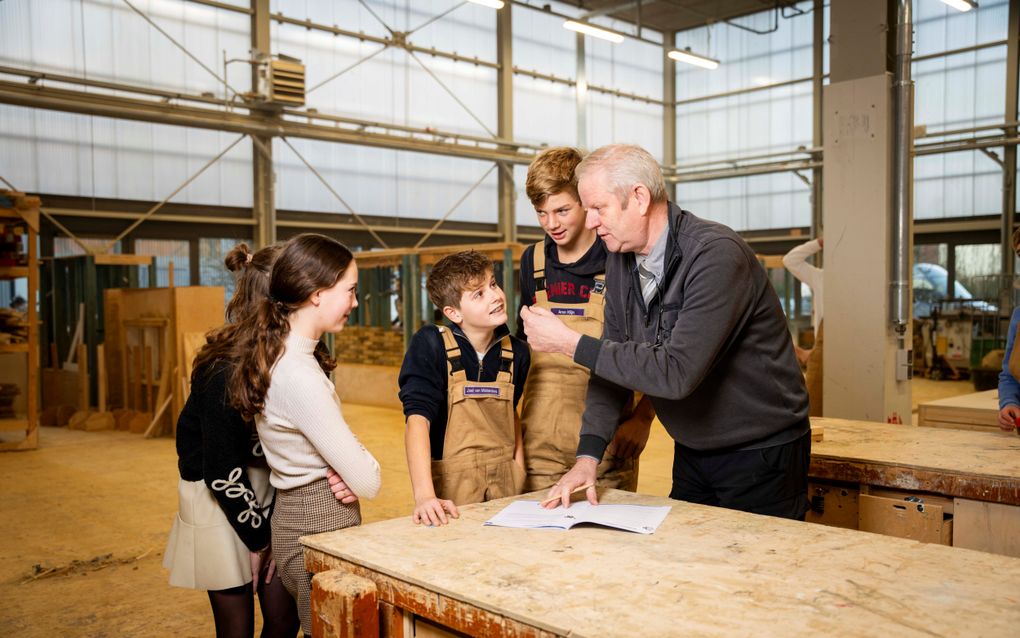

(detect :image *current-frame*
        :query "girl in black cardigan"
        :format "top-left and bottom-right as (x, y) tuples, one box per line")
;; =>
(164, 244), (301, 637)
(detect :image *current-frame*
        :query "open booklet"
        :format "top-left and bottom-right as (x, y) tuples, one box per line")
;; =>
(484, 500), (671, 535)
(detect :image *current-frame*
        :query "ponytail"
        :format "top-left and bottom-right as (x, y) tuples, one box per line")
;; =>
(229, 297), (291, 422)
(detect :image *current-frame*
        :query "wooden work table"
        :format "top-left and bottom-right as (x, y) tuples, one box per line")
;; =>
(810, 417), (1020, 504)
(808, 417), (1020, 557)
(303, 489), (1020, 637)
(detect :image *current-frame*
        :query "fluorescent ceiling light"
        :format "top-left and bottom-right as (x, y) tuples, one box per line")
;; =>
(563, 20), (625, 44)
(939, 0), (977, 10)
(668, 48), (720, 70)
(466, 0), (505, 8)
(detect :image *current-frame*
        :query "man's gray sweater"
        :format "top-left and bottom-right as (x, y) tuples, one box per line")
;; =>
(574, 203), (809, 457)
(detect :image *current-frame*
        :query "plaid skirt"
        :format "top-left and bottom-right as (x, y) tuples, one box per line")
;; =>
(272, 478), (361, 636)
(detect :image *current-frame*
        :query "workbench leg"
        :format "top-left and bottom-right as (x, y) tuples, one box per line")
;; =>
(310, 569), (380, 638)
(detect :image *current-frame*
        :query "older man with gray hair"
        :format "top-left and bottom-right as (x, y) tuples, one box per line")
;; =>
(520, 144), (811, 520)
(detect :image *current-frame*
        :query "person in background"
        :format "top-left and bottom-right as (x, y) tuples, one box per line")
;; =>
(997, 228), (1020, 433)
(783, 237), (824, 416)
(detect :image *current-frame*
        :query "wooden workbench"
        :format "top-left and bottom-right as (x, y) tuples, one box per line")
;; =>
(303, 489), (1020, 638)
(809, 417), (1020, 556)
(917, 389), (999, 431)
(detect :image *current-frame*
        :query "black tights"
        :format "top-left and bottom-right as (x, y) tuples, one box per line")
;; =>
(207, 573), (300, 638)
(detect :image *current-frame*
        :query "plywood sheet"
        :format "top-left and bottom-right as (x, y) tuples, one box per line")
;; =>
(303, 489), (1020, 638)
(953, 498), (1020, 558)
(917, 389), (998, 431)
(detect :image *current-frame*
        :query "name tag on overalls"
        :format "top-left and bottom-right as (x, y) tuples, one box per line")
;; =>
(551, 308), (585, 317)
(464, 386), (501, 397)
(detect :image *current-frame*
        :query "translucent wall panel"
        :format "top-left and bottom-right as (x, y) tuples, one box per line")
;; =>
(53, 238), (122, 257)
(136, 238), (190, 287)
(587, 34), (662, 102)
(275, 138), (497, 224)
(0, 0), (250, 98)
(678, 82), (812, 165)
(676, 2), (814, 101)
(0, 105), (253, 206)
(587, 93), (663, 160)
(514, 163), (540, 231)
(914, 150), (1003, 220)
(513, 5), (576, 147)
(514, 77), (576, 148)
(914, 47), (1006, 130)
(201, 237), (251, 304)
(275, 22), (497, 137)
(914, 0), (1010, 57)
(676, 173), (811, 231)
(513, 6), (576, 80)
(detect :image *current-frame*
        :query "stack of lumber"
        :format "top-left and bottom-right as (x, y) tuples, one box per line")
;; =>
(0, 383), (18, 418)
(0, 308), (27, 344)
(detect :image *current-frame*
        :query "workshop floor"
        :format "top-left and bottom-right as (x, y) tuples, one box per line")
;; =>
(0, 377), (976, 636)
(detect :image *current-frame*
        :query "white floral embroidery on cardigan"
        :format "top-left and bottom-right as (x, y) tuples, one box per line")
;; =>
(211, 467), (263, 528)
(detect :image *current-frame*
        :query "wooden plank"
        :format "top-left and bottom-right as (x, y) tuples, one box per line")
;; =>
(92, 254), (154, 266)
(303, 490), (1020, 638)
(858, 494), (949, 545)
(96, 344), (107, 413)
(0, 418), (28, 432)
(809, 417), (1020, 505)
(917, 389), (998, 431)
(76, 343), (88, 411)
(953, 499), (1020, 558)
(309, 570), (379, 638)
(805, 481), (858, 530)
(103, 289), (123, 409)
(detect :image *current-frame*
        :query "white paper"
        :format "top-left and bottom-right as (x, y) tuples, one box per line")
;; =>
(484, 500), (671, 535)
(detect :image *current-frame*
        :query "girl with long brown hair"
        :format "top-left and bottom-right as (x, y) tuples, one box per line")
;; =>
(229, 233), (381, 637)
(164, 243), (300, 638)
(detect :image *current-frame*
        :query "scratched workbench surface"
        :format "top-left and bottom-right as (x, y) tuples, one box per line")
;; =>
(811, 417), (1020, 502)
(302, 489), (1020, 637)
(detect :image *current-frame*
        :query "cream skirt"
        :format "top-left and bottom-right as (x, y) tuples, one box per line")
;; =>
(163, 466), (273, 591)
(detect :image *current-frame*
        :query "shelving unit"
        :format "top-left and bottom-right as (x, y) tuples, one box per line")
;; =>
(0, 190), (39, 451)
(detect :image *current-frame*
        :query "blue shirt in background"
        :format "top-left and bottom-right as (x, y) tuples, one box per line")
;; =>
(998, 306), (1020, 409)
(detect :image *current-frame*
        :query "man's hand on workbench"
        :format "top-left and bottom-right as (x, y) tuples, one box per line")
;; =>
(543, 457), (598, 510)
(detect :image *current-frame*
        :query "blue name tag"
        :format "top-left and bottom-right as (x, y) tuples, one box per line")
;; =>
(551, 308), (585, 317)
(464, 386), (500, 397)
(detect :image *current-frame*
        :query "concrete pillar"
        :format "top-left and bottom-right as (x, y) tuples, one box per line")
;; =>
(822, 0), (911, 422)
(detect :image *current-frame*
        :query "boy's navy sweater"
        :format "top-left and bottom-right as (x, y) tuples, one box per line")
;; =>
(398, 323), (530, 460)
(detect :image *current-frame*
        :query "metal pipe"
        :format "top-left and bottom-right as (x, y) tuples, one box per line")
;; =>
(890, 0), (913, 336)
(1000, 0), (1019, 280)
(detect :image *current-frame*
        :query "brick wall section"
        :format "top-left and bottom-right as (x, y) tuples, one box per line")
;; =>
(335, 326), (405, 367)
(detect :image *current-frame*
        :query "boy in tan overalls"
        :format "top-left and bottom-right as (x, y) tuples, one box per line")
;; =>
(517, 147), (655, 492)
(399, 251), (531, 526)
